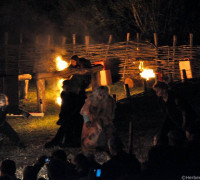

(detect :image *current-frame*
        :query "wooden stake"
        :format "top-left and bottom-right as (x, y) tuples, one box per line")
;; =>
(85, 35), (90, 52)
(124, 84), (130, 98)
(173, 35), (177, 80)
(72, 34), (76, 53)
(36, 79), (46, 112)
(153, 33), (158, 47)
(62, 36), (66, 45)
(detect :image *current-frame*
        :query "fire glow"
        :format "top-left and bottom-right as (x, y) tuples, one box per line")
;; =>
(55, 56), (69, 105)
(140, 69), (155, 80)
(56, 56), (68, 71)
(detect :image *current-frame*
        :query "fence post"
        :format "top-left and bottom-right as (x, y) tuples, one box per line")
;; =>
(72, 34), (76, 54)
(85, 35), (90, 53)
(124, 84), (130, 98)
(62, 36), (66, 45)
(173, 35), (177, 80)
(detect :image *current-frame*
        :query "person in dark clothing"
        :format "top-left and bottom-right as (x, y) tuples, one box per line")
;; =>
(69, 55), (92, 91)
(45, 79), (87, 148)
(101, 135), (141, 180)
(0, 159), (19, 180)
(153, 81), (195, 145)
(0, 94), (31, 148)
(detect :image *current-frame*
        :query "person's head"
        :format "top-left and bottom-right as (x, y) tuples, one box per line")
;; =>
(168, 130), (185, 146)
(70, 55), (79, 67)
(153, 81), (168, 97)
(62, 79), (80, 94)
(52, 149), (67, 163)
(0, 159), (16, 176)
(73, 153), (90, 174)
(46, 159), (67, 180)
(23, 166), (37, 180)
(108, 136), (124, 156)
(93, 86), (109, 101)
(0, 94), (8, 109)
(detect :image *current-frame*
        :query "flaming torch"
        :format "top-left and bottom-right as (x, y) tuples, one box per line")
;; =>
(55, 56), (69, 105)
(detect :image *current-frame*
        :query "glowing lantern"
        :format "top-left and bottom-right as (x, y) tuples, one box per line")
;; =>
(55, 56), (69, 106)
(140, 69), (155, 80)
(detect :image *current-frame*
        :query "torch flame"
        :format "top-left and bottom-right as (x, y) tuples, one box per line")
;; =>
(56, 56), (69, 106)
(140, 69), (155, 80)
(56, 56), (69, 71)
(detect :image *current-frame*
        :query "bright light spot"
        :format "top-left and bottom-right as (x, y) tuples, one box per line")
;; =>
(139, 61), (144, 71)
(56, 78), (64, 106)
(140, 69), (155, 80)
(57, 97), (62, 105)
(56, 56), (68, 71)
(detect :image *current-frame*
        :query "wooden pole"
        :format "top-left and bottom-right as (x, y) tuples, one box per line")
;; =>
(104, 35), (112, 61)
(182, 69), (188, 83)
(85, 35), (90, 53)
(172, 35), (177, 80)
(122, 33), (130, 82)
(124, 84), (130, 98)
(36, 79), (46, 112)
(189, 33), (193, 78)
(62, 36), (66, 45)
(153, 33), (158, 47)
(72, 34), (76, 54)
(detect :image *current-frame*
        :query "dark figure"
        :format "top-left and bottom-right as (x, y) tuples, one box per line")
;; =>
(0, 159), (19, 180)
(46, 159), (67, 180)
(69, 55), (92, 91)
(144, 130), (186, 180)
(153, 81), (195, 145)
(101, 136), (141, 180)
(0, 94), (31, 148)
(23, 155), (47, 180)
(45, 79), (86, 148)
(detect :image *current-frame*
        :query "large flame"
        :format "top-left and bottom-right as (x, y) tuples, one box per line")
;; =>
(140, 69), (155, 80)
(56, 56), (69, 106)
(56, 56), (69, 71)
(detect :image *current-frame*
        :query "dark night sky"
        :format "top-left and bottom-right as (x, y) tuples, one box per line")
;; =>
(1, 0), (200, 44)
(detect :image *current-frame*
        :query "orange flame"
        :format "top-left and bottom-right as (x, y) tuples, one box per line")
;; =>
(56, 56), (69, 71)
(56, 56), (68, 105)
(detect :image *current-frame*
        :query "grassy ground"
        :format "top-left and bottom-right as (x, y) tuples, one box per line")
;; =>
(0, 80), (161, 179)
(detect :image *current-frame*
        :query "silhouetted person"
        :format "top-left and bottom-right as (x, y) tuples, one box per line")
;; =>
(45, 79), (86, 148)
(0, 94), (31, 148)
(153, 81), (195, 145)
(0, 160), (19, 180)
(101, 135), (141, 180)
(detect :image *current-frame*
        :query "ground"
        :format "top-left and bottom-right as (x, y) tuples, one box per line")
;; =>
(3, 79), (195, 179)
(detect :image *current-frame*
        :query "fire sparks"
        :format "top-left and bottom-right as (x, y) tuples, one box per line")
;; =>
(56, 56), (69, 71)
(55, 56), (69, 105)
(140, 69), (155, 80)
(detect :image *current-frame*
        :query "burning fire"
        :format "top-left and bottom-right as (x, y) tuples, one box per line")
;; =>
(140, 69), (155, 80)
(55, 56), (69, 105)
(56, 56), (68, 71)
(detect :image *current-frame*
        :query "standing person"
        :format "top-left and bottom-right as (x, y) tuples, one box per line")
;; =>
(0, 94), (31, 148)
(45, 79), (86, 148)
(69, 55), (92, 92)
(80, 86), (116, 155)
(153, 81), (195, 145)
